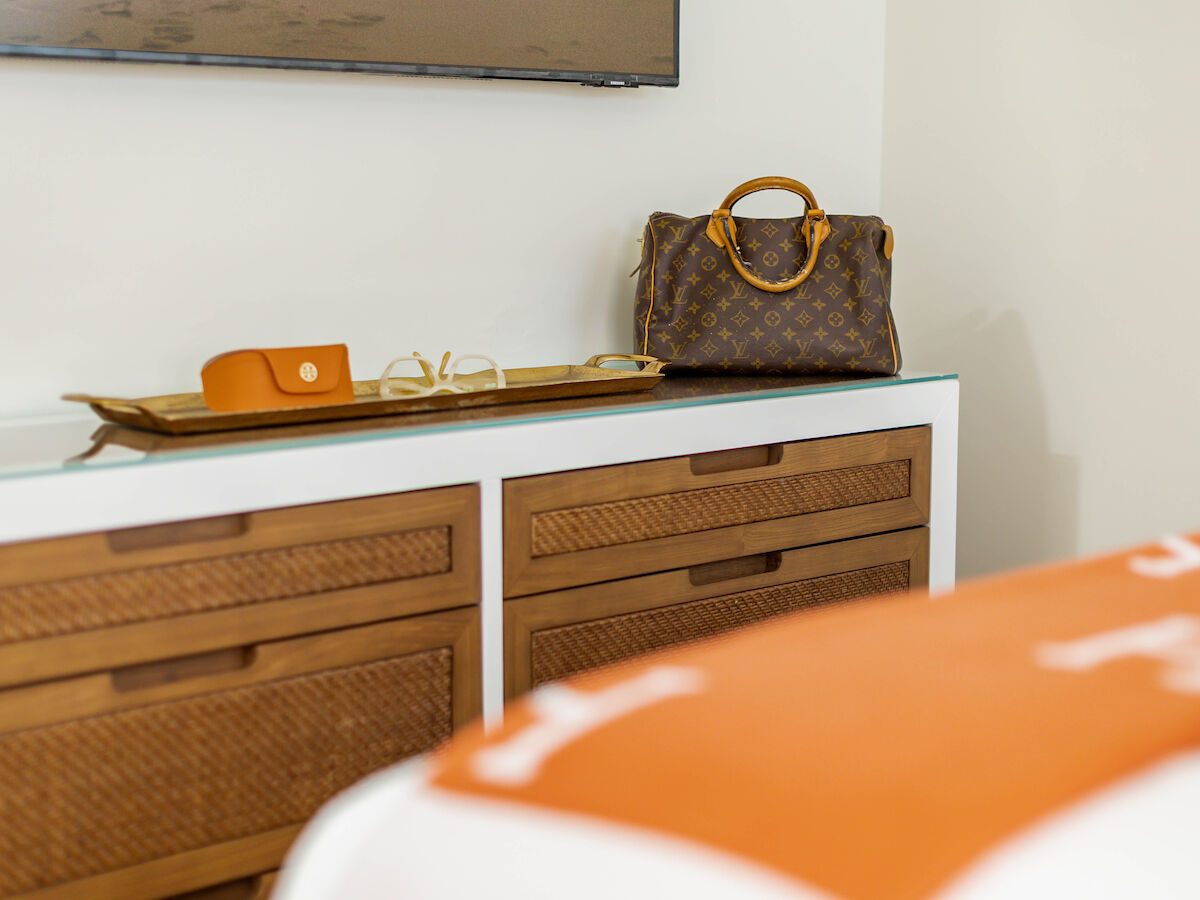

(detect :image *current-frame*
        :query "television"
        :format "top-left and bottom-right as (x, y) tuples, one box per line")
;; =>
(0, 0), (679, 88)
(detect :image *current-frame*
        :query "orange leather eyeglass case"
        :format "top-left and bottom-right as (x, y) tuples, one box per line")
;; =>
(201, 345), (355, 412)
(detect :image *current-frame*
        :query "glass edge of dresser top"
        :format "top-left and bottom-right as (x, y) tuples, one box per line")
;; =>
(0, 371), (959, 482)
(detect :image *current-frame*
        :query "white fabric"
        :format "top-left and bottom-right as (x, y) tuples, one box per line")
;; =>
(274, 750), (1200, 900)
(273, 759), (833, 900)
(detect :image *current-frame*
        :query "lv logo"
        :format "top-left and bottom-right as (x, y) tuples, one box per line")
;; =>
(667, 224), (689, 246)
(670, 341), (689, 357)
(795, 340), (814, 358)
(858, 338), (877, 355)
(730, 283), (750, 301)
(732, 340), (750, 358)
(849, 221), (869, 239)
(852, 278), (872, 299)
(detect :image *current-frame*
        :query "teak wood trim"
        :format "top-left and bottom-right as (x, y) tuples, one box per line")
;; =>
(450, 605), (484, 728)
(10, 826), (299, 900)
(504, 527), (929, 699)
(503, 427), (931, 596)
(0, 483), (478, 587)
(0, 606), (482, 734)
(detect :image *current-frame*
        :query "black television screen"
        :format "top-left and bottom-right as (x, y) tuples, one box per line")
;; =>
(0, 0), (678, 87)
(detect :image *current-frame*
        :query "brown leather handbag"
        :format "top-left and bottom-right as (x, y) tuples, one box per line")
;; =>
(634, 177), (900, 375)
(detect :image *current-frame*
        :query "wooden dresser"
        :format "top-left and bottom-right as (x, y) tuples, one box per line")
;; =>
(502, 426), (931, 697)
(0, 372), (958, 899)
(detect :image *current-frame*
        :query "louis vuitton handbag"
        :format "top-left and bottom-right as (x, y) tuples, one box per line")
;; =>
(634, 177), (900, 375)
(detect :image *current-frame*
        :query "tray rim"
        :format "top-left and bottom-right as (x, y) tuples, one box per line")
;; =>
(63, 356), (666, 436)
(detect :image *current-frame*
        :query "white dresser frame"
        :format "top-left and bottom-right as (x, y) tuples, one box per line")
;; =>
(0, 377), (959, 723)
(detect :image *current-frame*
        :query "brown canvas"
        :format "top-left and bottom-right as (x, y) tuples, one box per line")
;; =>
(635, 178), (901, 375)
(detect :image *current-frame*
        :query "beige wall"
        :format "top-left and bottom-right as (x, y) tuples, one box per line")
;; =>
(883, 1), (1200, 576)
(0, 1), (886, 419)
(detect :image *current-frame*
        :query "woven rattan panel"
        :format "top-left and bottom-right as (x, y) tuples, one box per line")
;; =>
(530, 562), (909, 686)
(0, 648), (452, 896)
(0, 527), (450, 645)
(530, 461), (911, 557)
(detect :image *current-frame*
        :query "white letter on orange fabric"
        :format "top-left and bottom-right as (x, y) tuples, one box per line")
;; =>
(1037, 615), (1200, 694)
(1129, 535), (1200, 579)
(470, 666), (705, 787)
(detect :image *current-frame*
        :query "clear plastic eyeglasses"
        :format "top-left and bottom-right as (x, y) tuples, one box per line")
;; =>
(378, 351), (506, 399)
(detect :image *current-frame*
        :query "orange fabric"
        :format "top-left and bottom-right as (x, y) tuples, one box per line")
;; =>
(201, 345), (353, 411)
(433, 535), (1200, 900)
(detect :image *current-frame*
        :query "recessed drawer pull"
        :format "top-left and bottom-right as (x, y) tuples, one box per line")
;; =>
(689, 444), (783, 476)
(105, 513), (250, 553)
(689, 551), (782, 586)
(163, 871), (274, 900)
(111, 645), (256, 692)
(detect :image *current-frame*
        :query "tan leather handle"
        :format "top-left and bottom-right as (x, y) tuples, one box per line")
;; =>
(705, 178), (831, 294)
(718, 176), (819, 212)
(710, 212), (831, 293)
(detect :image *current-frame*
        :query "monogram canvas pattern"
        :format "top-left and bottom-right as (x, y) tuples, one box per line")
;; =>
(636, 212), (900, 375)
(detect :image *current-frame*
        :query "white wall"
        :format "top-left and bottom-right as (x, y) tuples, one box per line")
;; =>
(882, 1), (1200, 576)
(0, 1), (886, 419)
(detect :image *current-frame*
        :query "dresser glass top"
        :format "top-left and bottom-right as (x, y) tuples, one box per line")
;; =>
(0, 372), (957, 482)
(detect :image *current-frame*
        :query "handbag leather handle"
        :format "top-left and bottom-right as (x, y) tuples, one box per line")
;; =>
(705, 177), (831, 294)
(718, 176), (819, 211)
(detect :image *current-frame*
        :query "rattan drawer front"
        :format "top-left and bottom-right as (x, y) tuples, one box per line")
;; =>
(0, 485), (478, 688)
(0, 608), (479, 900)
(1, 527), (450, 645)
(505, 528), (927, 697)
(530, 563), (910, 686)
(503, 427), (930, 596)
(531, 460), (911, 556)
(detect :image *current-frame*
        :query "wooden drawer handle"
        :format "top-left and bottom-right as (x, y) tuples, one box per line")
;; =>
(689, 444), (783, 476)
(689, 551), (782, 586)
(106, 513), (249, 553)
(162, 871), (275, 900)
(111, 645), (256, 692)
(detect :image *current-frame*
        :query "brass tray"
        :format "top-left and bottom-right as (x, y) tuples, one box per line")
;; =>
(64, 354), (666, 435)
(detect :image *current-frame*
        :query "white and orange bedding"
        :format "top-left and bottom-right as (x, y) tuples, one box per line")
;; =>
(275, 534), (1200, 900)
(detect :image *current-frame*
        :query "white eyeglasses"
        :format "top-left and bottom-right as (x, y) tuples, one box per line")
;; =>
(378, 351), (506, 399)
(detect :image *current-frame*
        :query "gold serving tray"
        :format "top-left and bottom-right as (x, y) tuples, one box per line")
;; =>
(65, 355), (666, 435)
